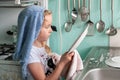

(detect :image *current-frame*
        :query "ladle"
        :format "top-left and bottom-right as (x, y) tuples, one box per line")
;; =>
(65, 0), (72, 32)
(86, 0), (94, 35)
(105, 0), (117, 36)
(96, 0), (105, 32)
(80, 0), (89, 22)
(71, 0), (78, 24)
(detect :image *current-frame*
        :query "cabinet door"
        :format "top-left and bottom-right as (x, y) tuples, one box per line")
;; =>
(0, 60), (22, 80)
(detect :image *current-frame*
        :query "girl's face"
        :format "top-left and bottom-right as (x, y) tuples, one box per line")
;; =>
(37, 14), (53, 42)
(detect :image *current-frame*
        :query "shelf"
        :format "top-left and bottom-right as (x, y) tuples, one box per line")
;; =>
(0, 1), (39, 8)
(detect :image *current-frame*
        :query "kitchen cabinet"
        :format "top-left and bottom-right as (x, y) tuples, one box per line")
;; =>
(0, 60), (21, 80)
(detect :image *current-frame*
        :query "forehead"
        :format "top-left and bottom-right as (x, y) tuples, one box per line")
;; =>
(44, 14), (52, 24)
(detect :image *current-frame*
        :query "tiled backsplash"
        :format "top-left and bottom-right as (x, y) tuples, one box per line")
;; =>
(49, 0), (120, 59)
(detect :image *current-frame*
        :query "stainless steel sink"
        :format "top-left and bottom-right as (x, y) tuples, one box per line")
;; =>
(82, 68), (120, 80)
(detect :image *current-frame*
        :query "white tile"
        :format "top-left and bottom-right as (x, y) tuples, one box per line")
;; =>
(110, 29), (120, 47)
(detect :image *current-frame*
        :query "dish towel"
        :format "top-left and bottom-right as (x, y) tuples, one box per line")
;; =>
(51, 50), (83, 80)
(66, 49), (84, 80)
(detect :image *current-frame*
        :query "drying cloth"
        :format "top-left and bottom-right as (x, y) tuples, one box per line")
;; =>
(51, 50), (83, 80)
(66, 50), (83, 80)
(13, 5), (45, 80)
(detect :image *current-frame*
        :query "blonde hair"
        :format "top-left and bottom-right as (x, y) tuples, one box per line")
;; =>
(44, 10), (52, 16)
(43, 10), (52, 54)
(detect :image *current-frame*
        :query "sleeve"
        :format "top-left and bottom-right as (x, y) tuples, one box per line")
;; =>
(27, 49), (41, 64)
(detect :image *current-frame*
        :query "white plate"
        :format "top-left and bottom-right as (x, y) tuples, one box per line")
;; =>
(105, 57), (120, 68)
(111, 56), (120, 63)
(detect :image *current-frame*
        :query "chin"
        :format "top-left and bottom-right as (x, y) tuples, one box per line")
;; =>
(44, 39), (48, 41)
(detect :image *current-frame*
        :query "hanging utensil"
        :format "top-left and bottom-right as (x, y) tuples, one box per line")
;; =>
(78, 0), (81, 16)
(71, 0), (78, 24)
(86, 0), (94, 35)
(105, 0), (117, 36)
(65, 0), (73, 32)
(80, 0), (89, 22)
(96, 0), (105, 32)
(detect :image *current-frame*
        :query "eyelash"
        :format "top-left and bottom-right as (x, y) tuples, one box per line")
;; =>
(45, 25), (51, 29)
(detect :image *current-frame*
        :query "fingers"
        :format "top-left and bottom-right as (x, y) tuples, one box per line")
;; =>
(60, 51), (75, 65)
(67, 51), (75, 56)
(68, 52), (74, 57)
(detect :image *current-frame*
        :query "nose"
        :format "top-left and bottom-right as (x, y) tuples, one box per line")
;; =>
(49, 26), (53, 33)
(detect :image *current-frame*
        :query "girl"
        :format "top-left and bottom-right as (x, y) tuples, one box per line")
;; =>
(13, 5), (74, 80)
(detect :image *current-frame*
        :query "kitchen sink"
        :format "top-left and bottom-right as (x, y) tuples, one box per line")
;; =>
(75, 47), (120, 80)
(82, 68), (120, 80)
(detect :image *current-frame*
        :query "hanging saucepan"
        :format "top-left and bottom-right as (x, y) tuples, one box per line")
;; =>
(105, 0), (117, 36)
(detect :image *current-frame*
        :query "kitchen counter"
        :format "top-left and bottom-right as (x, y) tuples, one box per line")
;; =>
(75, 46), (120, 80)
(0, 46), (120, 80)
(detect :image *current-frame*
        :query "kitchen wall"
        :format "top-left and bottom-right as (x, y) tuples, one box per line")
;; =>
(0, 0), (120, 60)
(0, 8), (23, 44)
(48, 0), (120, 59)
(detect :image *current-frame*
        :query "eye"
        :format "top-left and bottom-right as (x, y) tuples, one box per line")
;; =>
(45, 25), (51, 29)
(44, 26), (49, 29)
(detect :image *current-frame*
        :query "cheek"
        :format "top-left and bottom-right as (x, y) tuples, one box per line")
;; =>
(39, 31), (49, 41)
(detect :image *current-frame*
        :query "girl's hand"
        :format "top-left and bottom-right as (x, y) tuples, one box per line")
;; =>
(59, 51), (75, 65)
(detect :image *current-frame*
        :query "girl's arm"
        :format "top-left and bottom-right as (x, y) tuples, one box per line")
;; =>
(28, 61), (66, 80)
(28, 52), (74, 80)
